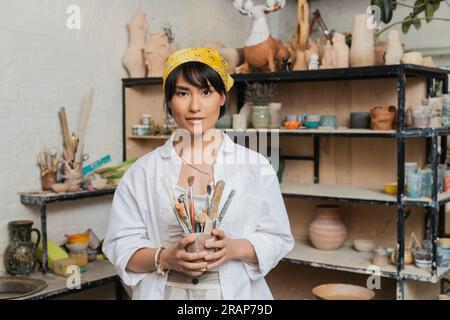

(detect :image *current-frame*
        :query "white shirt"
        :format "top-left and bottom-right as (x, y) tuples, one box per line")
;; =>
(102, 131), (294, 300)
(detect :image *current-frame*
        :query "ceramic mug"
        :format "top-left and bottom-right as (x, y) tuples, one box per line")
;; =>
(320, 115), (338, 128)
(406, 172), (422, 198)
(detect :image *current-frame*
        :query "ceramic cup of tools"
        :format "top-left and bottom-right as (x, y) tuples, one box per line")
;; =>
(183, 232), (217, 255)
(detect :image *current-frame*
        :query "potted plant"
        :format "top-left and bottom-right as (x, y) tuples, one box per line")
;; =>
(245, 82), (277, 129)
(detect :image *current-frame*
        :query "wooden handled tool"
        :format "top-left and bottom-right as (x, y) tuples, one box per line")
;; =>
(209, 180), (225, 221)
(58, 107), (73, 163)
(75, 88), (95, 167)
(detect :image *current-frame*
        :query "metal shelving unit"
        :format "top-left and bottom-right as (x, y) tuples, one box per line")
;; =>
(20, 188), (116, 274)
(122, 64), (450, 300)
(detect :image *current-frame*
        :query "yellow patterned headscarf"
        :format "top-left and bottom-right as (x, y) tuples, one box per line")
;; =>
(163, 47), (234, 92)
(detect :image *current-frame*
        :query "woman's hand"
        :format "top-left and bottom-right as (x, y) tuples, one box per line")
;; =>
(159, 235), (208, 277)
(204, 229), (241, 270)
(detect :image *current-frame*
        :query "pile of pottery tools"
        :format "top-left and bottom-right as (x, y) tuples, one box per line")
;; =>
(161, 176), (235, 234)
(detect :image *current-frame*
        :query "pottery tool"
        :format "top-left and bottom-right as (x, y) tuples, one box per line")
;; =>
(58, 107), (74, 164)
(209, 180), (225, 222)
(187, 176), (195, 230)
(74, 88), (95, 168)
(216, 189), (235, 228)
(203, 215), (215, 234)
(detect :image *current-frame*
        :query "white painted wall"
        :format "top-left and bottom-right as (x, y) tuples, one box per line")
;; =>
(0, 0), (295, 274)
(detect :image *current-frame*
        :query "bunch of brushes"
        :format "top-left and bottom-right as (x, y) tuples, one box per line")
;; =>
(37, 150), (60, 177)
(161, 176), (235, 234)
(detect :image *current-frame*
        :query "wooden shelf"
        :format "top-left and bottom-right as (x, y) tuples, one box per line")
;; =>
(284, 240), (450, 283)
(122, 64), (449, 88)
(280, 182), (450, 207)
(20, 188), (116, 206)
(12, 260), (120, 300)
(225, 128), (397, 137)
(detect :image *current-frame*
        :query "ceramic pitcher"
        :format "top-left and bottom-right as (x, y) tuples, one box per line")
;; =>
(4, 221), (41, 276)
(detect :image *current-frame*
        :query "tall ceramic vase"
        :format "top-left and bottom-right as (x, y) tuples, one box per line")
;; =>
(309, 205), (347, 250)
(350, 14), (375, 67)
(385, 30), (403, 65)
(269, 102), (282, 128)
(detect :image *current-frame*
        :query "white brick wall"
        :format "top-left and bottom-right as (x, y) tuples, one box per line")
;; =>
(0, 0), (296, 273)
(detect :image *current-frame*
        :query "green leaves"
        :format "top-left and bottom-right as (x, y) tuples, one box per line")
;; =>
(390, 0), (446, 33)
(371, 0), (394, 23)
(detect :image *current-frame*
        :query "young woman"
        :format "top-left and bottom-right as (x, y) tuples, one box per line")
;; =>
(103, 48), (294, 300)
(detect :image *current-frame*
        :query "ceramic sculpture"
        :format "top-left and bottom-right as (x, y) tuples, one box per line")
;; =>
(320, 40), (336, 69)
(332, 32), (349, 68)
(122, 12), (149, 78)
(143, 32), (171, 77)
(233, 0), (290, 73)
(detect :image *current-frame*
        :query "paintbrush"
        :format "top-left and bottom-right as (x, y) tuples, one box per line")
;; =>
(178, 194), (193, 233)
(187, 176), (195, 232)
(161, 177), (189, 233)
(204, 184), (212, 217)
(216, 189), (235, 228)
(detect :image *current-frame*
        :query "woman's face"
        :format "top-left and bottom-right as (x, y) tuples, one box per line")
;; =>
(169, 74), (226, 135)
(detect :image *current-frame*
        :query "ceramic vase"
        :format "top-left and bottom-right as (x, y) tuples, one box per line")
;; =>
(4, 221), (41, 276)
(350, 14), (375, 67)
(309, 205), (347, 250)
(333, 33), (349, 68)
(320, 40), (336, 69)
(269, 102), (282, 128)
(251, 106), (271, 129)
(385, 30), (403, 65)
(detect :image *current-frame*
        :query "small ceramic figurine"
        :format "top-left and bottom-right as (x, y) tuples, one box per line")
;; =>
(385, 30), (403, 65)
(122, 12), (149, 78)
(308, 53), (319, 70)
(61, 161), (83, 192)
(143, 32), (171, 77)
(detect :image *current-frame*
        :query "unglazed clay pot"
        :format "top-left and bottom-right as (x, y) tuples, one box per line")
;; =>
(385, 30), (403, 65)
(309, 205), (347, 250)
(332, 33), (349, 68)
(370, 106), (396, 130)
(350, 14), (375, 67)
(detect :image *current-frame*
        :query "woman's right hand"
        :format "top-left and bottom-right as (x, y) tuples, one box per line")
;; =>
(159, 235), (208, 277)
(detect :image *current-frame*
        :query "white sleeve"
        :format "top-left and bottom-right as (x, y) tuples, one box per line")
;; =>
(102, 177), (155, 287)
(242, 163), (295, 281)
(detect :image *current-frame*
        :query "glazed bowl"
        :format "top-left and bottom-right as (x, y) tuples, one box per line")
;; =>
(384, 182), (398, 195)
(353, 240), (376, 252)
(65, 241), (89, 251)
(284, 121), (301, 130)
(304, 121), (321, 129)
(312, 283), (375, 300)
(320, 115), (338, 129)
(415, 258), (432, 269)
(304, 114), (321, 122)
(65, 231), (90, 244)
(51, 183), (70, 194)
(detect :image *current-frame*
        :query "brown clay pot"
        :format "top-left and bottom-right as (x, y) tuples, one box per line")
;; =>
(309, 205), (347, 250)
(370, 106), (396, 130)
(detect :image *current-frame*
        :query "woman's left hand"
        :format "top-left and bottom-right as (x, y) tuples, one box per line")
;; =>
(204, 229), (239, 270)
